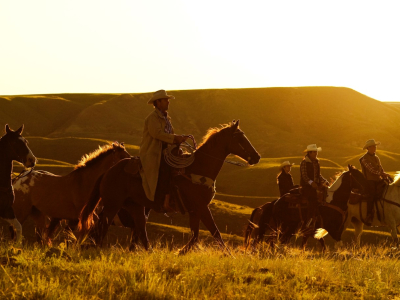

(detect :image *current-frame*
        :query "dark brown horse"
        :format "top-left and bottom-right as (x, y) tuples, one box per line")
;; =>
(0, 124), (36, 244)
(13, 142), (130, 243)
(78, 120), (261, 253)
(244, 166), (363, 250)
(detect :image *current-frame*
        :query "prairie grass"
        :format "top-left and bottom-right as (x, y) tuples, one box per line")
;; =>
(1, 240), (400, 300)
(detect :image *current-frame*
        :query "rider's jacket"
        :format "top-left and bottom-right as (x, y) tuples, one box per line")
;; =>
(359, 152), (383, 181)
(139, 108), (175, 201)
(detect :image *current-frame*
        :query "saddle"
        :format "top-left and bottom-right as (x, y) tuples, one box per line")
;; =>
(123, 156), (141, 176)
(349, 182), (387, 205)
(283, 194), (308, 206)
(282, 186), (327, 208)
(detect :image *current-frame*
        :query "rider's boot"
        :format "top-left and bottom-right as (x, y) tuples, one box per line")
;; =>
(306, 204), (316, 228)
(163, 194), (176, 213)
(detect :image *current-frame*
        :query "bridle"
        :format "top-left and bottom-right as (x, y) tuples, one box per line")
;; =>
(183, 130), (251, 167)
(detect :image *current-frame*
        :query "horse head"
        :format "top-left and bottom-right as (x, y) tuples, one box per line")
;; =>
(112, 142), (131, 161)
(3, 124), (36, 168)
(318, 169), (354, 241)
(227, 120), (261, 165)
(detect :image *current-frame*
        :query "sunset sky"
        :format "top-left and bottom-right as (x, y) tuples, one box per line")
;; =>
(1, 0), (399, 102)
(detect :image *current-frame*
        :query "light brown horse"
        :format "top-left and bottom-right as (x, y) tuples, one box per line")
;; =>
(78, 120), (261, 253)
(13, 142), (130, 243)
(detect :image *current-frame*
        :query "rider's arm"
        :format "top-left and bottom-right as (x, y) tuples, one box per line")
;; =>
(319, 174), (329, 185)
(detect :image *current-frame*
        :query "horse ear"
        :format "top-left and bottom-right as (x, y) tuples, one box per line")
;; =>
(236, 119), (240, 126)
(15, 125), (24, 135)
(5, 124), (10, 134)
(231, 120), (236, 126)
(348, 164), (351, 170)
(120, 142), (125, 147)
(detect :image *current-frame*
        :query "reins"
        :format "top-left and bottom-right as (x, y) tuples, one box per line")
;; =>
(181, 136), (249, 167)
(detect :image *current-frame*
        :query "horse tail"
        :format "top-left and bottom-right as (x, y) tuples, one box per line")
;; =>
(78, 173), (104, 234)
(314, 228), (328, 239)
(244, 207), (262, 249)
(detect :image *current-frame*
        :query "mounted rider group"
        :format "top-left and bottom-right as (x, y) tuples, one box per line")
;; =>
(0, 89), (392, 248)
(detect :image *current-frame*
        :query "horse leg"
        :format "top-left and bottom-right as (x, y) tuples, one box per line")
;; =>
(318, 238), (326, 252)
(4, 218), (23, 246)
(46, 218), (61, 244)
(129, 229), (140, 251)
(178, 212), (200, 255)
(198, 206), (231, 254)
(301, 235), (309, 250)
(96, 204), (120, 247)
(123, 203), (149, 251)
(387, 219), (399, 246)
(351, 218), (364, 247)
(31, 208), (49, 245)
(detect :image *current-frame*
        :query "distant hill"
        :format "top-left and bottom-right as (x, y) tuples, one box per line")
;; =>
(2, 87), (400, 157)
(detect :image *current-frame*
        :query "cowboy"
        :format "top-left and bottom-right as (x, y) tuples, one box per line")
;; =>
(139, 90), (189, 213)
(277, 161), (298, 197)
(359, 139), (390, 225)
(300, 144), (329, 227)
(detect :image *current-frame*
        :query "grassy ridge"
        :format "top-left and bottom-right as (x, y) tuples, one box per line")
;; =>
(1, 243), (400, 299)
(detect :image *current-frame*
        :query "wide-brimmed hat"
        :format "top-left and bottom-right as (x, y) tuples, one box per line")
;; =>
(279, 161), (294, 169)
(303, 144), (322, 153)
(363, 139), (381, 150)
(147, 89), (175, 105)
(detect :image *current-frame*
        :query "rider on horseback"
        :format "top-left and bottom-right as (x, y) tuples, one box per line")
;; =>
(359, 139), (390, 225)
(300, 144), (329, 227)
(139, 90), (189, 213)
(277, 161), (298, 197)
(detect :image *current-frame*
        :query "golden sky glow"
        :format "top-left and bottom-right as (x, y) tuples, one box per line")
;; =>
(1, 0), (399, 101)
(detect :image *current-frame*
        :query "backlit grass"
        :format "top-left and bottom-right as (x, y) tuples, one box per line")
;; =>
(1, 240), (400, 299)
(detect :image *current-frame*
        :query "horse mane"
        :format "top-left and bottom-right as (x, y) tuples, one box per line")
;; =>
(392, 172), (400, 186)
(199, 123), (236, 147)
(328, 170), (347, 191)
(74, 143), (124, 170)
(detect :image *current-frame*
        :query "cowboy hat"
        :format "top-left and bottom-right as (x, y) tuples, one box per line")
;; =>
(303, 144), (322, 153)
(363, 139), (381, 150)
(279, 161), (294, 169)
(147, 90), (175, 105)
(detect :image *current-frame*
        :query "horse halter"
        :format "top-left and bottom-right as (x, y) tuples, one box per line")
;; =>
(182, 131), (249, 167)
(227, 130), (254, 165)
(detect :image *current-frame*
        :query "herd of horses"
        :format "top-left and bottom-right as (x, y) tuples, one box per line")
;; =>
(2, 122), (400, 253)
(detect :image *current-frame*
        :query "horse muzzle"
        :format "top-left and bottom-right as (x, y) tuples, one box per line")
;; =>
(247, 153), (261, 165)
(23, 154), (37, 168)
